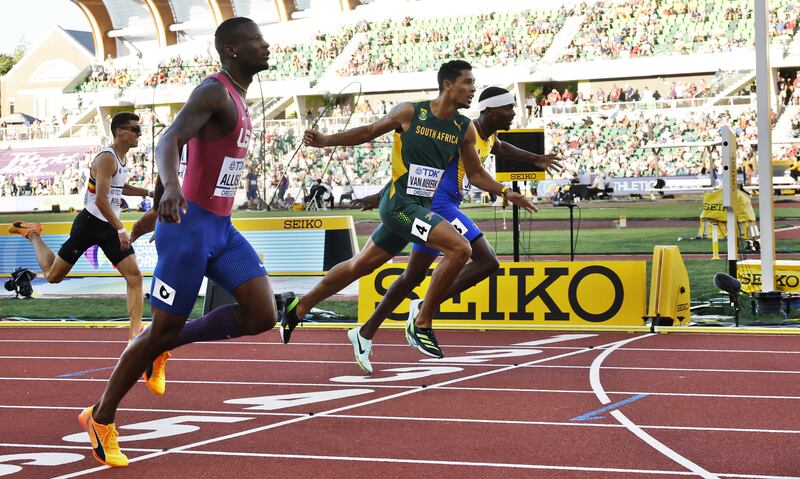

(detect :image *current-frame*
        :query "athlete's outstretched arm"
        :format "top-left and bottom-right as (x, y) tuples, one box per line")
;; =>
(155, 79), (228, 223)
(461, 123), (538, 213)
(121, 183), (152, 197)
(492, 140), (562, 173)
(303, 103), (413, 147)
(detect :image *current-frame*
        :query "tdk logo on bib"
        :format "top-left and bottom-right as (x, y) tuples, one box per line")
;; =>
(407, 164), (444, 198)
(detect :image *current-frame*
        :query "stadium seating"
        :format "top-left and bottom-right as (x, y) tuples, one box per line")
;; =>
(339, 8), (569, 76)
(546, 107), (762, 178)
(560, 0), (799, 62)
(7, 1), (800, 199)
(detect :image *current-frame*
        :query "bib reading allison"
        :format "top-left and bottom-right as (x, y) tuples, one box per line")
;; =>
(214, 156), (246, 198)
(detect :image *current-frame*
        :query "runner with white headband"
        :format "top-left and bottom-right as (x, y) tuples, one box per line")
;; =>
(346, 86), (562, 373)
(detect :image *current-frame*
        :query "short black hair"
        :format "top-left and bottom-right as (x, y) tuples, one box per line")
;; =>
(479, 86), (510, 103)
(437, 60), (472, 92)
(110, 112), (139, 138)
(214, 17), (256, 57)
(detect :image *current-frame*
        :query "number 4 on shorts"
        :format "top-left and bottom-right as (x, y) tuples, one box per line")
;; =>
(412, 217), (431, 242)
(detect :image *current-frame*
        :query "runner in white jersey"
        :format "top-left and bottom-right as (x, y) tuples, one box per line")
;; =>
(7, 112), (153, 340)
(84, 145), (130, 221)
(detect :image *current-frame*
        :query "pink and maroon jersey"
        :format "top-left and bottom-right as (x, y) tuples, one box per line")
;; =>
(181, 72), (252, 216)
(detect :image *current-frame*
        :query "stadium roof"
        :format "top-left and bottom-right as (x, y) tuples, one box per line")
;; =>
(70, 0), (366, 59)
(64, 29), (95, 55)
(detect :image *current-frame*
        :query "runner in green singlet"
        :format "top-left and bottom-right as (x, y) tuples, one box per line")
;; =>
(280, 60), (536, 358)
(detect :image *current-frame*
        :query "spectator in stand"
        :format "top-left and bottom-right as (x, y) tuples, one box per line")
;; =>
(609, 84), (621, 102)
(588, 170), (609, 200)
(304, 178), (327, 208)
(547, 88), (561, 107)
(526, 95), (535, 116)
(244, 166), (260, 210)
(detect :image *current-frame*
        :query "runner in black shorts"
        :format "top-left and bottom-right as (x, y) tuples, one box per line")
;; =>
(281, 60), (537, 358)
(8, 112), (152, 340)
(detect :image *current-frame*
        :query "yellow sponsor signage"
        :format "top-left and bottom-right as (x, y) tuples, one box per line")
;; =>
(495, 171), (547, 182)
(233, 216), (352, 231)
(358, 261), (647, 327)
(738, 260), (800, 293)
(0, 216), (354, 236)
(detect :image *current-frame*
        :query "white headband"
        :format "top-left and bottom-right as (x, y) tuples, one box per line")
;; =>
(478, 92), (515, 110)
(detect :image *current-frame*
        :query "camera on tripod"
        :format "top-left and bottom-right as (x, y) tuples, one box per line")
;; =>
(4, 267), (36, 298)
(552, 186), (576, 207)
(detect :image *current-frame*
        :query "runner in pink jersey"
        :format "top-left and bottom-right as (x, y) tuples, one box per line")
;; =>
(79, 18), (281, 468)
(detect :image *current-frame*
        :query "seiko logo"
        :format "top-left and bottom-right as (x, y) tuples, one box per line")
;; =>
(739, 272), (800, 288)
(283, 219), (324, 229)
(373, 265), (625, 323)
(510, 173), (538, 180)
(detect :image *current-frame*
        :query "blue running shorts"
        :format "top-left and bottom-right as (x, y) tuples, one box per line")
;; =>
(150, 201), (267, 316)
(411, 202), (482, 255)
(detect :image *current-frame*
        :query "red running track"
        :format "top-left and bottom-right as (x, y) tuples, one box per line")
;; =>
(1, 327), (800, 478)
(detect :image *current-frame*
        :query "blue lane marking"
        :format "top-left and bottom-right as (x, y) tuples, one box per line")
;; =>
(58, 366), (116, 378)
(571, 393), (649, 421)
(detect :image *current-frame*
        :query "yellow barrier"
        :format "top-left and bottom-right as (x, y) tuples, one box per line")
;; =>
(358, 261), (647, 330)
(646, 245), (691, 326)
(737, 260), (800, 293)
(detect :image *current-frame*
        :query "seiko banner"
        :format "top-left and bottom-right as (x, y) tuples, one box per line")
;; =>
(358, 261), (647, 328)
(0, 216), (358, 277)
(737, 260), (800, 294)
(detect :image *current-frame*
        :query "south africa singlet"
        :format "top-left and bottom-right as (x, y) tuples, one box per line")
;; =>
(371, 101), (470, 255)
(385, 101), (470, 204)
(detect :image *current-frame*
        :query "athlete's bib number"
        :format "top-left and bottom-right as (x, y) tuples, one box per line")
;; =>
(406, 163), (444, 198)
(108, 186), (123, 210)
(451, 218), (467, 236)
(461, 176), (472, 197)
(412, 217), (431, 242)
(214, 156), (245, 197)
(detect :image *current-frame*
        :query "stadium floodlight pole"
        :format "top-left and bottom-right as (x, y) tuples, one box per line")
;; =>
(754, 0), (776, 292)
(256, 72), (267, 210)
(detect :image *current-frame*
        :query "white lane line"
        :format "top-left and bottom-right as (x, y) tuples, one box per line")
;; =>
(49, 335), (658, 479)
(6, 356), (800, 375)
(0, 339), (600, 350)
(3, 378), (800, 401)
(5, 444), (799, 479)
(528, 364), (800, 375)
(589, 334), (718, 479)
(0, 443), (160, 453)
(6, 338), (800, 356)
(156, 449), (701, 476)
(3, 404), (800, 436)
(0, 377), (414, 389)
(168, 450), (800, 479)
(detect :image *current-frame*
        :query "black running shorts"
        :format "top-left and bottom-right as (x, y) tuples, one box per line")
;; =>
(58, 209), (135, 266)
